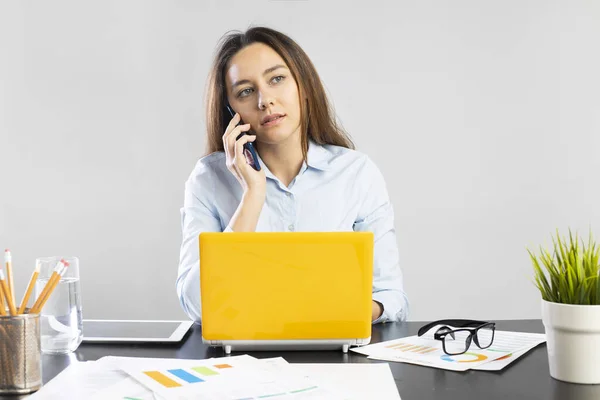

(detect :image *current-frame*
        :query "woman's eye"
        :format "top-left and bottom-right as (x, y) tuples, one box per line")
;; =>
(238, 88), (252, 98)
(237, 76), (284, 98)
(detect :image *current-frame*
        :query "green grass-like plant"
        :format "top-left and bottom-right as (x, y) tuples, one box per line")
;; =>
(529, 229), (600, 305)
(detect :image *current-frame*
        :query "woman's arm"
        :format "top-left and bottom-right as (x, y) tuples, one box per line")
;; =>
(354, 156), (409, 324)
(177, 175), (222, 323)
(223, 113), (267, 232)
(227, 190), (265, 232)
(177, 178), (266, 324)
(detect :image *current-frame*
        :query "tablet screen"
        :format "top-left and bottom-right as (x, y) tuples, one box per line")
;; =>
(83, 320), (185, 339)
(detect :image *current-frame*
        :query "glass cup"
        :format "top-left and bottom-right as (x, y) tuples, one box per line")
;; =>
(34, 256), (83, 354)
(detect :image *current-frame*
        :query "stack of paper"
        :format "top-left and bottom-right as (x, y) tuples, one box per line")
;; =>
(351, 330), (546, 371)
(29, 355), (401, 400)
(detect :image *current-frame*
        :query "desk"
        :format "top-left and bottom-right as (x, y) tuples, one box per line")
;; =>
(4, 319), (600, 399)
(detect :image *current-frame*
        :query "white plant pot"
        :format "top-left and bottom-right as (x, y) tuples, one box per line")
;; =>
(541, 299), (600, 384)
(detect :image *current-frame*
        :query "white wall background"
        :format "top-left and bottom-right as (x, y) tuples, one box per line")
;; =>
(1, 1), (599, 322)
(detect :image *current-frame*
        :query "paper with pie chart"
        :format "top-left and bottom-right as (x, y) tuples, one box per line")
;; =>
(351, 330), (545, 371)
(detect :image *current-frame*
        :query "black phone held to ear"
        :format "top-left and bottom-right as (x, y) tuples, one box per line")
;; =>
(226, 105), (261, 171)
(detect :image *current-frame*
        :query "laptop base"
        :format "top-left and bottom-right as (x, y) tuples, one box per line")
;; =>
(203, 338), (371, 354)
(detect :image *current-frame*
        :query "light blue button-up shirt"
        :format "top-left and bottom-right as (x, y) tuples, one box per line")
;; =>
(177, 139), (409, 324)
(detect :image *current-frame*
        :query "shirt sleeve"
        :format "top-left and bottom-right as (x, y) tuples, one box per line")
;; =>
(177, 168), (225, 324)
(353, 156), (409, 324)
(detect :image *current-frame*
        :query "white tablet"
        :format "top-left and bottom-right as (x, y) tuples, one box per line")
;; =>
(82, 319), (194, 343)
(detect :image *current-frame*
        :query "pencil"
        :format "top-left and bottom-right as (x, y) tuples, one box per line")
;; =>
(17, 261), (41, 315)
(0, 265), (4, 313)
(0, 283), (6, 316)
(29, 259), (66, 314)
(30, 262), (68, 314)
(4, 250), (15, 308)
(0, 270), (17, 316)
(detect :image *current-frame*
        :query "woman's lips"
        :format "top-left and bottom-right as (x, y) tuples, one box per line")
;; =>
(262, 115), (285, 127)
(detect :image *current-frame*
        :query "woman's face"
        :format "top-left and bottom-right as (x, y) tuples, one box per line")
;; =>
(225, 43), (302, 146)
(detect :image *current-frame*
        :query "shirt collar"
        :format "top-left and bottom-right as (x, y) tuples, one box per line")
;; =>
(255, 138), (332, 182)
(305, 139), (331, 171)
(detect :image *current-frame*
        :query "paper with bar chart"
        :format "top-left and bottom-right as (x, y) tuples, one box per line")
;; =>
(350, 330), (545, 371)
(28, 355), (400, 399)
(122, 354), (346, 399)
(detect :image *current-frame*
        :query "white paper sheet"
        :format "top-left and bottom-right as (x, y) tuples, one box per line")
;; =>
(285, 363), (400, 399)
(26, 356), (232, 400)
(27, 355), (401, 399)
(232, 357), (400, 399)
(352, 330), (545, 371)
(121, 355), (346, 400)
(27, 361), (128, 400)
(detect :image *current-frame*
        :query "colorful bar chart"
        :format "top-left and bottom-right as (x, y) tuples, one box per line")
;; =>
(141, 363), (233, 388)
(122, 355), (334, 399)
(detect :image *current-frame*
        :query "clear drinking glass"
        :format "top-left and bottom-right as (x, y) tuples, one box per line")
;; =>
(34, 256), (83, 354)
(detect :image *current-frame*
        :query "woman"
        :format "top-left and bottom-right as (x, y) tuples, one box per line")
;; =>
(177, 26), (409, 324)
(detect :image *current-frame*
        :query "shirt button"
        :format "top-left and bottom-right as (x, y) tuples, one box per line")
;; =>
(286, 192), (292, 197)
(288, 224), (295, 231)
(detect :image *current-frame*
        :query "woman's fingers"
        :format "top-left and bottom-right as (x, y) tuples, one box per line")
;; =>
(222, 112), (241, 158)
(222, 112), (252, 179)
(223, 112), (240, 138)
(233, 134), (257, 171)
(227, 123), (251, 155)
(227, 123), (251, 173)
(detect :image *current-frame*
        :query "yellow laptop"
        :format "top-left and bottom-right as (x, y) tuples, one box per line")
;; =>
(199, 231), (373, 354)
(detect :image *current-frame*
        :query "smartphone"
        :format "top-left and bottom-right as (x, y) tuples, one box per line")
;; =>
(226, 104), (261, 171)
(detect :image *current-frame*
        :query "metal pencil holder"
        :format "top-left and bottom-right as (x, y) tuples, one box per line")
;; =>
(0, 310), (42, 395)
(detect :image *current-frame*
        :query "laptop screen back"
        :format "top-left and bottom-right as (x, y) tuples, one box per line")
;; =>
(199, 232), (373, 341)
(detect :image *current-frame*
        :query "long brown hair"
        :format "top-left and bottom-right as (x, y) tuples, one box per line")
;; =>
(204, 26), (354, 159)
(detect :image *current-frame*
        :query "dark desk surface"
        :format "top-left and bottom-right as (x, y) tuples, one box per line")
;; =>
(5, 319), (600, 399)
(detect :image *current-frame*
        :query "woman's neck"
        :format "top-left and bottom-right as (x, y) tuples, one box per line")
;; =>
(256, 134), (304, 187)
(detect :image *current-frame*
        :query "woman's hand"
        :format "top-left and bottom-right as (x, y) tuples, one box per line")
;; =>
(223, 113), (266, 198)
(223, 112), (266, 232)
(372, 300), (383, 322)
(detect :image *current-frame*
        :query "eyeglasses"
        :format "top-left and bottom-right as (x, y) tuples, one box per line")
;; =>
(417, 319), (496, 356)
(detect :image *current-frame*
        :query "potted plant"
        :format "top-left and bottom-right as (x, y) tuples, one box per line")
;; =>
(529, 229), (600, 384)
